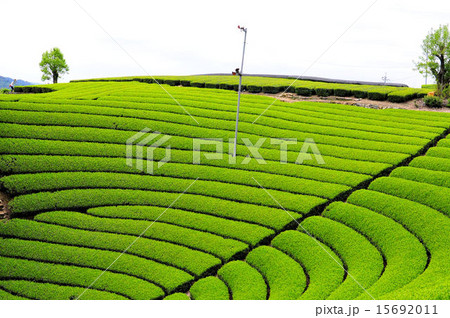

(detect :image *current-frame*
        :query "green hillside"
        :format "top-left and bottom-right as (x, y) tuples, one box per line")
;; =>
(0, 80), (449, 300)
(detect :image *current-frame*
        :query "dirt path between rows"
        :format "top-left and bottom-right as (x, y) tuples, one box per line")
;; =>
(245, 92), (450, 113)
(0, 192), (11, 221)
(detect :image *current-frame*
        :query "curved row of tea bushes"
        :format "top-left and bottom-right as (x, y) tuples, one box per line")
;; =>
(347, 190), (450, 299)
(189, 277), (230, 300)
(246, 246), (307, 300)
(0, 255), (164, 300)
(0, 219), (218, 279)
(217, 261), (267, 300)
(0, 280), (124, 300)
(35, 211), (248, 261)
(270, 230), (344, 300)
(299, 217), (384, 300)
(323, 202), (428, 299)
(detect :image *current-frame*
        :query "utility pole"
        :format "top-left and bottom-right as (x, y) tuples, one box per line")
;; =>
(382, 73), (389, 85)
(233, 25), (247, 158)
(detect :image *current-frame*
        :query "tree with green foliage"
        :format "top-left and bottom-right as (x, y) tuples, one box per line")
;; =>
(39, 48), (69, 84)
(415, 25), (450, 96)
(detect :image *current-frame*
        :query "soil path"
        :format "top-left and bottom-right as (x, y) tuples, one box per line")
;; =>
(0, 192), (11, 221)
(245, 92), (450, 113)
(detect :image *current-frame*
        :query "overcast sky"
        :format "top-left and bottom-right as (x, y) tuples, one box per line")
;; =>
(2, 0), (449, 87)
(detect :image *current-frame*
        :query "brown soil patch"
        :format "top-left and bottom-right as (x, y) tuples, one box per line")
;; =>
(245, 92), (450, 113)
(0, 192), (11, 221)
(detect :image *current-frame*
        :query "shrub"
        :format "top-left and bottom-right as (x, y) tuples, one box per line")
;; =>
(180, 80), (191, 87)
(0, 280), (125, 300)
(0, 218), (218, 278)
(189, 277), (229, 300)
(164, 293), (190, 300)
(190, 82), (205, 88)
(87, 205), (274, 247)
(246, 246), (306, 300)
(261, 86), (281, 94)
(0, 237), (193, 294)
(217, 261), (267, 300)
(295, 87), (314, 96)
(247, 85), (263, 93)
(367, 91), (388, 101)
(390, 166), (450, 188)
(352, 89), (368, 98)
(205, 83), (219, 89)
(423, 96), (443, 108)
(0, 255), (164, 300)
(271, 230), (344, 300)
(35, 211), (248, 261)
(368, 177), (450, 217)
(324, 202), (427, 299)
(316, 88), (333, 97)
(299, 216), (384, 300)
(163, 79), (180, 86)
(334, 88), (352, 97)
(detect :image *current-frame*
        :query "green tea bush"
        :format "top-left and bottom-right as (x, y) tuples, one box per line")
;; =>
(189, 277), (229, 300)
(35, 211), (248, 261)
(262, 86), (281, 94)
(423, 96), (443, 108)
(300, 216), (384, 300)
(271, 230), (344, 300)
(0, 219), (218, 278)
(0, 238), (193, 294)
(0, 255), (164, 300)
(390, 166), (450, 188)
(217, 261), (267, 300)
(163, 293), (190, 300)
(347, 190), (450, 299)
(0, 280), (125, 300)
(87, 205), (274, 246)
(324, 202), (427, 299)
(246, 246), (306, 300)
(369, 177), (450, 217)
(8, 188), (302, 230)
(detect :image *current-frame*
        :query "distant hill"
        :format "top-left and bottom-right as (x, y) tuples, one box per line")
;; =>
(0, 76), (34, 89)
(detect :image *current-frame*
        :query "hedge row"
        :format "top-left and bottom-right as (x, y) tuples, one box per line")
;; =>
(189, 277), (230, 300)
(271, 230), (344, 300)
(0, 286), (29, 300)
(246, 246), (307, 300)
(0, 170), (327, 216)
(0, 101), (431, 148)
(0, 154), (370, 190)
(217, 261), (267, 300)
(409, 156), (450, 172)
(163, 293), (190, 300)
(0, 280), (124, 300)
(368, 177), (450, 217)
(0, 219), (219, 278)
(0, 135), (393, 177)
(87, 205), (274, 247)
(70, 75), (430, 102)
(390, 166), (450, 188)
(0, 255), (164, 300)
(0, 124), (409, 172)
(437, 138), (450, 148)
(299, 216), (384, 300)
(347, 190), (450, 299)
(31, 89), (446, 135)
(8, 189), (302, 230)
(426, 146), (450, 159)
(98, 89), (450, 131)
(35, 211), (248, 261)
(0, 238), (192, 295)
(323, 202), (427, 299)
(13, 86), (54, 94)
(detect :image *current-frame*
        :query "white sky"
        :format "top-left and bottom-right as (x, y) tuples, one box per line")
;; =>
(1, 0), (449, 87)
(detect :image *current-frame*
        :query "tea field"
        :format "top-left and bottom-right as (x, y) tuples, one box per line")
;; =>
(0, 80), (449, 300)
